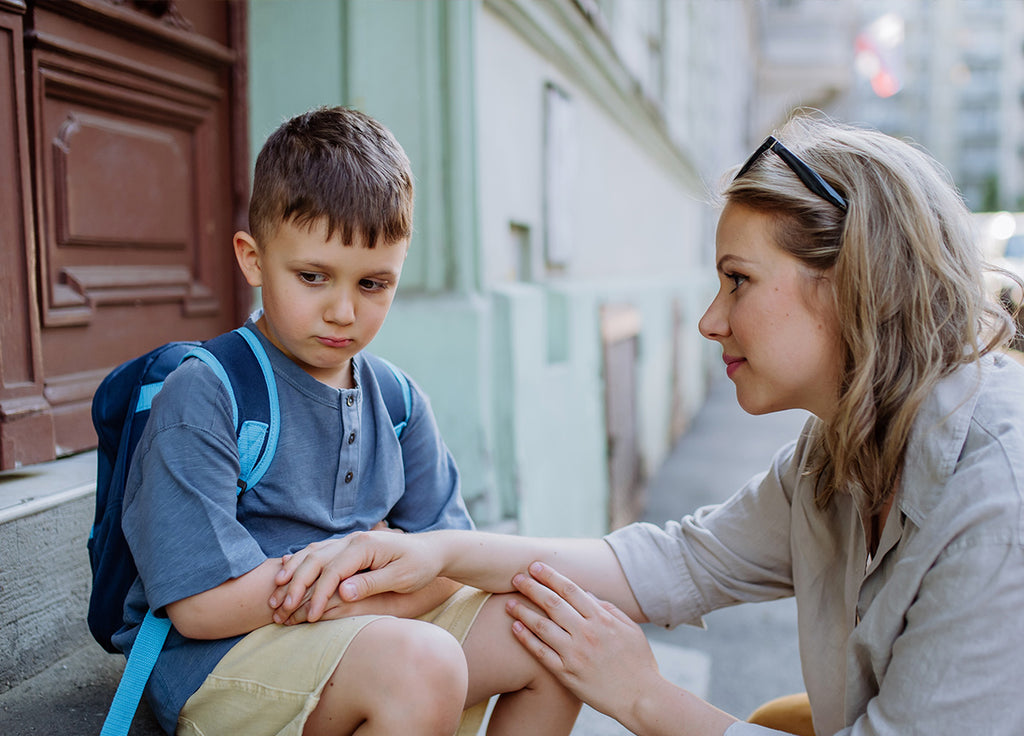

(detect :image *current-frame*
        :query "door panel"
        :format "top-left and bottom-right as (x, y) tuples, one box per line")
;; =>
(0, 0), (247, 466)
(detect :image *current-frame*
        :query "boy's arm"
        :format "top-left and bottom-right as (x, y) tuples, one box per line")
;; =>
(167, 557), (462, 639)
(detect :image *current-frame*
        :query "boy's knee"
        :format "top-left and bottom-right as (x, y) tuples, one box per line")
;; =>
(341, 619), (467, 732)
(377, 619), (467, 695)
(395, 619), (467, 686)
(387, 619), (468, 728)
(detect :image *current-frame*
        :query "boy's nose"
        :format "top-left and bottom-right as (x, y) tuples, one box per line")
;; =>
(325, 292), (356, 325)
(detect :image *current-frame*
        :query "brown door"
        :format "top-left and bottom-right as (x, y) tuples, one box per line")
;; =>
(0, 0), (248, 469)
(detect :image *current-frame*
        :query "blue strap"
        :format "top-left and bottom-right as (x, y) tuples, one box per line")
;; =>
(233, 326), (279, 488)
(376, 356), (411, 438)
(135, 382), (163, 413)
(99, 610), (171, 736)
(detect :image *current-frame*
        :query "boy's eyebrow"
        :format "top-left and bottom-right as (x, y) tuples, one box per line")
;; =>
(363, 269), (400, 280)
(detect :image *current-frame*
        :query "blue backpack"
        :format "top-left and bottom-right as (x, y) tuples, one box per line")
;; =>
(88, 324), (411, 736)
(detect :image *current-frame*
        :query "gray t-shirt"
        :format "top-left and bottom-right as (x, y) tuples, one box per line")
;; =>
(116, 323), (472, 732)
(607, 353), (1024, 735)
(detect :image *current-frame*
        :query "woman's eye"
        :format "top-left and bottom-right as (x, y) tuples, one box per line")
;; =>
(298, 272), (327, 285)
(725, 272), (748, 292)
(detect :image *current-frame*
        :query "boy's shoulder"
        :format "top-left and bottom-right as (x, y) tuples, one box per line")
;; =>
(151, 356), (235, 430)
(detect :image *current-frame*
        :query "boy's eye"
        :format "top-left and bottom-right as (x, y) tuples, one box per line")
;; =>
(298, 272), (327, 285)
(359, 278), (388, 292)
(725, 272), (748, 292)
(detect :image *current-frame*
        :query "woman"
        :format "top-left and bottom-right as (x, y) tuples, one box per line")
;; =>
(269, 116), (1024, 735)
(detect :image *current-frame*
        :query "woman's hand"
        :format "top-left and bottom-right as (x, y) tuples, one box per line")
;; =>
(268, 530), (444, 623)
(507, 561), (662, 720)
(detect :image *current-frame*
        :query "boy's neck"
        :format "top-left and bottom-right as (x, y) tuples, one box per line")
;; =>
(254, 314), (356, 391)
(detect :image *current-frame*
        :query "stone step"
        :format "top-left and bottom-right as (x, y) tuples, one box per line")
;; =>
(0, 641), (161, 735)
(0, 452), (98, 693)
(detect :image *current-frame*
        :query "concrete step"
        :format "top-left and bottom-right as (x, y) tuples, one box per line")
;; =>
(0, 641), (161, 735)
(0, 452), (98, 692)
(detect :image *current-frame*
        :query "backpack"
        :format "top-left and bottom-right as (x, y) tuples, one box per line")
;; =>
(88, 324), (411, 736)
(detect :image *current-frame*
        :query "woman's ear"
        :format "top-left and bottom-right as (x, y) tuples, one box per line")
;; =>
(233, 231), (263, 287)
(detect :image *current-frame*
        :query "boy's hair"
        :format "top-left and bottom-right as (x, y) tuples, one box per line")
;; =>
(249, 106), (414, 247)
(724, 114), (1017, 513)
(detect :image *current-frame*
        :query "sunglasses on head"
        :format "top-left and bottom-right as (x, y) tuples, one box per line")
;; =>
(734, 135), (848, 211)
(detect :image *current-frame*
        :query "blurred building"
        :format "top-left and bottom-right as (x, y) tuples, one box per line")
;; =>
(843, 0), (1024, 211)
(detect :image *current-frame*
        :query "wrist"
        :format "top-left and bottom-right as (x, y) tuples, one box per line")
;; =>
(624, 677), (737, 736)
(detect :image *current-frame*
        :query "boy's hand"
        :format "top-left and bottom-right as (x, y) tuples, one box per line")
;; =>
(269, 530), (443, 623)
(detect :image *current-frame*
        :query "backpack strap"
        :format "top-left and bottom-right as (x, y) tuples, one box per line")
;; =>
(364, 353), (412, 438)
(99, 610), (171, 736)
(184, 325), (280, 494)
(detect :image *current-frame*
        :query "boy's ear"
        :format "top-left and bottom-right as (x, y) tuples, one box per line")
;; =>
(233, 231), (263, 287)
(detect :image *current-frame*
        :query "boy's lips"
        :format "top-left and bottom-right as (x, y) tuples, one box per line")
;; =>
(317, 336), (354, 348)
(723, 354), (746, 378)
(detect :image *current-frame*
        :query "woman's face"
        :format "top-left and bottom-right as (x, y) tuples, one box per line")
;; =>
(699, 202), (842, 420)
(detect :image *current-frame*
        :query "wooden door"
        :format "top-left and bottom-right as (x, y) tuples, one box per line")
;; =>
(0, 0), (248, 469)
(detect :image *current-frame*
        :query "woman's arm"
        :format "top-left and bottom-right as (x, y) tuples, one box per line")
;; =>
(270, 529), (646, 624)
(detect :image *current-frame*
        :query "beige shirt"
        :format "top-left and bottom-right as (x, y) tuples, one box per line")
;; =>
(606, 353), (1024, 735)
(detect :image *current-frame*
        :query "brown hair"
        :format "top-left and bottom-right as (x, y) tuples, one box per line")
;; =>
(248, 106), (414, 247)
(726, 115), (1016, 512)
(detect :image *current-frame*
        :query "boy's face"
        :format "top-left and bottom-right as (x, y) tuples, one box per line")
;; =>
(234, 218), (408, 389)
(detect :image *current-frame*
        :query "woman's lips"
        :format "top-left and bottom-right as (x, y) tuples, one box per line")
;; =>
(723, 354), (746, 378)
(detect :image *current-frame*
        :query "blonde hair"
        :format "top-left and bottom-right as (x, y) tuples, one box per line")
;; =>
(726, 115), (1016, 511)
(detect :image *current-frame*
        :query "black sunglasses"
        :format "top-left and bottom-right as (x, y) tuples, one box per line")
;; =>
(734, 135), (848, 211)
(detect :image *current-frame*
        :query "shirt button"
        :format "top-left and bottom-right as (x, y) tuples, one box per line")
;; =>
(345, 471), (354, 483)
(348, 432), (356, 444)
(346, 396), (354, 407)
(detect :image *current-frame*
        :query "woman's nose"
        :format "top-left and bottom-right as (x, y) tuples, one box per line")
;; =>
(698, 292), (729, 341)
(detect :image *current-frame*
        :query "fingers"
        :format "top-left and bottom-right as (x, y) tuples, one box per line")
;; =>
(508, 602), (566, 673)
(512, 562), (601, 627)
(269, 537), (362, 622)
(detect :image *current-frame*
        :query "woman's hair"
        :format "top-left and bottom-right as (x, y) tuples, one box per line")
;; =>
(249, 106), (414, 247)
(725, 114), (1017, 511)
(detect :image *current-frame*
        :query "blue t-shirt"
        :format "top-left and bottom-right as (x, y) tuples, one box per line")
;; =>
(115, 322), (473, 732)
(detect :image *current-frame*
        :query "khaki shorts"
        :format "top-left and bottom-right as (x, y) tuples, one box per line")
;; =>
(177, 587), (491, 736)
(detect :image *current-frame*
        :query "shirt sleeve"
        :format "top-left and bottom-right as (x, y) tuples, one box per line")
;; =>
(605, 438), (804, 629)
(384, 375), (474, 532)
(122, 359), (267, 612)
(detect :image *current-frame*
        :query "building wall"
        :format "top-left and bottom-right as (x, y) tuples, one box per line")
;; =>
(246, 0), (726, 537)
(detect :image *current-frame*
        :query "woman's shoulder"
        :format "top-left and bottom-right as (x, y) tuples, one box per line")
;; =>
(900, 354), (1024, 541)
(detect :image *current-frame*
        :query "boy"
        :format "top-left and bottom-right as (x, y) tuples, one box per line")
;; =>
(116, 107), (580, 736)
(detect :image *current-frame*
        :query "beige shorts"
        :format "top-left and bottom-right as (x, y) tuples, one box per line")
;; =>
(177, 587), (491, 736)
